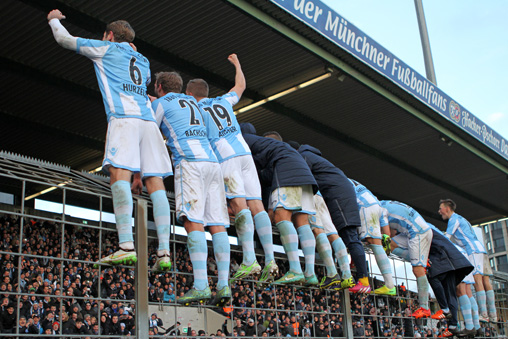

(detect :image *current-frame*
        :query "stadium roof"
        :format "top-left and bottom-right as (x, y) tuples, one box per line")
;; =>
(1, 0), (507, 227)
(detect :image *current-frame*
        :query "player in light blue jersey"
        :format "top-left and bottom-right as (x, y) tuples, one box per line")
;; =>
(381, 200), (433, 319)
(350, 179), (395, 295)
(186, 54), (278, 284)
(152, 72), (230, 307)
(439, 199), (496, 323)
(47, 10), (173, 271)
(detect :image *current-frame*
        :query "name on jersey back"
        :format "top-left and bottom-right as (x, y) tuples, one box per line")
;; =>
(122, 83), (146, 96)
(219, 126), (237, 138)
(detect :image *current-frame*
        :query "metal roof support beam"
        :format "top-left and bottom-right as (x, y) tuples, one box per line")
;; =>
(227, 0), (508, 217)
(227, 0), (508, 178)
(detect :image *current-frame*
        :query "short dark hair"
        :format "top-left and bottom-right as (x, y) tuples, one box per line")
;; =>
(439, 199), (456, 211)
(155, 72), (183, 94)
(186, 79), (209, 98)
(105, 20), (135, 43)
(263, 131), (283, 141)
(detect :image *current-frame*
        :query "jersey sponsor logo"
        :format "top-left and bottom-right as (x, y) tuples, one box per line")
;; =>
(449, 101), (461, 123)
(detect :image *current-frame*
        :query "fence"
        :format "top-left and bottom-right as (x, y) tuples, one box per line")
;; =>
(0, 151), (505, 338)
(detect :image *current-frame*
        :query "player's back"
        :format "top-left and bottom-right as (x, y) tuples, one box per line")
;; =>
(199, 92), (250, 162)
(76, 39), (154, 122)
(350, 179), (380, 207)
(381, 200), (430, 237)
(153, 93), (217, 165)
(447, 213), (486, 254)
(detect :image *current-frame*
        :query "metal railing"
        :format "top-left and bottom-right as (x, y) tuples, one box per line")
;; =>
(0, 151), (506, 338)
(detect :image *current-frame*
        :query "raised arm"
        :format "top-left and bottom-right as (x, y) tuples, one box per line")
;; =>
(47, 9), (78, 50)
(228, 54), (246, 99)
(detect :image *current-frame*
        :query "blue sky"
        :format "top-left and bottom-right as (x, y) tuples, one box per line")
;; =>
(322, 0), (508, 140)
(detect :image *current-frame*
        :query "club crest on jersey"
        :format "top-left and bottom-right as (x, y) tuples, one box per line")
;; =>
(449, 101), (461, 123)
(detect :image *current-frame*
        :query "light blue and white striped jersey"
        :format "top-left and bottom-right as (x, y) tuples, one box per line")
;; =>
(198, 92), (251, 162)
(380, 200), (431, 238)
(76, 38), (155, 122)
(152, 93), (217, 165)
(446, 213), (486, 255)
(349, 179), (381, 208)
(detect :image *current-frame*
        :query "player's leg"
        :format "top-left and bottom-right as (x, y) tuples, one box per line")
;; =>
(208, 225), (231, 307)
(338, 226), (370, 293)
(272, 203), (304, 284)
(457, 282), (475, 332)
(363, 205), (394, 294)
(466, 284), (481, 330)
(409, 231), (432, 318)
(428, 274), (450, 318)
(203, 162), (231, 300)
(248, 199), (278, 283)
(311, 227), (340, 289)
(175, 161), (211, 304)
(229, 197), (260, 280)
(483, 274), (497, 322)
(471, 252), (488, 321)
(294, 212), (317, 285)
(145, 177), (171, 271)
(442, 273), (459, 335)
(140, 119), (174, 271)
(178, 220), (211, 305)
(327, 234), (352, 285)
(102, 167), (136, 265)
(292, 185), (318, 286)
(221, 157), (258, 275)
(309, 195), (340, 289)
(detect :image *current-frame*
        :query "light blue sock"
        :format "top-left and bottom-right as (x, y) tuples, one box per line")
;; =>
(276, 221), (302, 274)
(150, 190), (170, 252)
(442, 307), (450, 313)
(212, 231), (230, 290)
(416, 275), (429, 309)
(187, 231), (208, 291)
(470, 296), (480, 330)
(476, 290), (487, 317)
(254, 211), (274, 262)
(459, 295), (474, 330)
(315, 233), (337, 277)
(370, 244), (394, 289)
(331, 237), (351, 279)
(486, 289), (497, 320)
(392, 247), (410, 261)
(111, 181), (133, 245)
(296, 224), (316, 277)
(235, 209), (256, 266)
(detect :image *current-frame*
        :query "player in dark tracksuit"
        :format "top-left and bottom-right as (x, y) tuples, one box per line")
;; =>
(294, 144), (370, 292)
(240, 123), (319, 285)
(427, 227), (473, 337)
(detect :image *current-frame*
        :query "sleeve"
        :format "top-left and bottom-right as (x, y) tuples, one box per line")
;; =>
(48, 19), (78, 51)
(445, 217), (460, 238)
(75, 38), (110, 60)
(153, 101), (164, 127)
(221, 92), (239, 106)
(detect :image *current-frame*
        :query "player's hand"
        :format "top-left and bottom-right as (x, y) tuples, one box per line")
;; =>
(131, 176), (143, 195)
(129, 43), (137, 51)
(228, 53), (239, 66)
(148, 94), (157, 102)
(48, 9), (65, 21)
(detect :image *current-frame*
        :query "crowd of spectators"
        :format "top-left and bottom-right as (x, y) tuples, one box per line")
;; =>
(0, 213), (498, 338)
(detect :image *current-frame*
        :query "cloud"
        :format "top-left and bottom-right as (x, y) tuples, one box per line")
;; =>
(485, 112), (505, 123)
